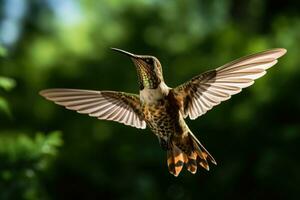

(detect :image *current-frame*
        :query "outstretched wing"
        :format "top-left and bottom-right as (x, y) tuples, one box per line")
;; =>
(40, 89), (146, 129)
(172, 48), (287, 120)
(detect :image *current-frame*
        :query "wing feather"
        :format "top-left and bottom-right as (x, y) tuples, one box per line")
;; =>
(40, 89), (146, 129)
(172, 48), (287, 119)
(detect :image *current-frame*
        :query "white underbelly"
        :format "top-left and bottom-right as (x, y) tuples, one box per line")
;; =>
(140, 88), (164, 103)
(139, 82), (170, 104)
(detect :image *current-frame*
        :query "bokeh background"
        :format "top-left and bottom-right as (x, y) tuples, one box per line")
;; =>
(0, 0), (299, 199)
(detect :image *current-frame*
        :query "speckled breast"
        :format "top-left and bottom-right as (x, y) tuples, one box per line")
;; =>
(142, 98), (182, 140)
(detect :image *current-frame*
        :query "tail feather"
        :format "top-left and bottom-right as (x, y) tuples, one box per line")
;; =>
(186, 151), (197, 174)
(167, 132), (216, 177)
(199, 158), (210, 171)
(190, 131), (217, 165)
(167, 143), (185, 177)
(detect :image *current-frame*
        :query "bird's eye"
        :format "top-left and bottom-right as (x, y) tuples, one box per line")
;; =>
(145, 58), (153, 65)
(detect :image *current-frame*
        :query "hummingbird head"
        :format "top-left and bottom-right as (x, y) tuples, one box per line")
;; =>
(111, 48), (164, 90)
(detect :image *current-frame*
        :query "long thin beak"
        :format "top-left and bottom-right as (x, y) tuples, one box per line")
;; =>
(110, 48), (139, 58)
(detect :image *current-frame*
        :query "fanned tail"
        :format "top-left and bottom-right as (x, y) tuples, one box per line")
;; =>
(167, 132), (216, 176)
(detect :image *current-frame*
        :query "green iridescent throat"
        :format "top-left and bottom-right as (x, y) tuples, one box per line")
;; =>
(135, 60), (160, 90)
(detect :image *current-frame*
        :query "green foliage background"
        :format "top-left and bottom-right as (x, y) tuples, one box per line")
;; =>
(0, 0), (299, 199)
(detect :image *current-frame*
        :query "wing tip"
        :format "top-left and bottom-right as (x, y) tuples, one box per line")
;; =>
(39, 88), (103, 99)
(39, 89), (49, 97)
(269, 48), (287, 58)
(39, 88), (61, 97)
(275, 48), (287, 54)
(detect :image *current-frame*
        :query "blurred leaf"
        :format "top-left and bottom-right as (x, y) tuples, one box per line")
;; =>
(0, 45), (7, 57)
(0, 76), (16, 91)
(36, 131), (63, 156)
(0, 131), (63, 200)
(0, 96), (12, 117)
(0, 131), (63, 164)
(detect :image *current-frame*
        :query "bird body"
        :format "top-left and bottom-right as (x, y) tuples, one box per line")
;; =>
(40, 48), (287, 176)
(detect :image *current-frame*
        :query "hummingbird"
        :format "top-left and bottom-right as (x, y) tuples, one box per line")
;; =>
(40, 48), (286, 177)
